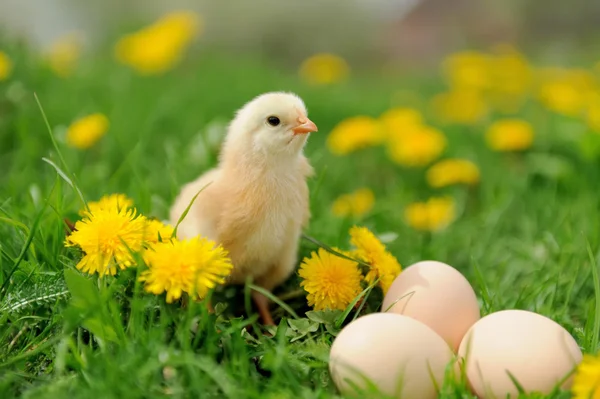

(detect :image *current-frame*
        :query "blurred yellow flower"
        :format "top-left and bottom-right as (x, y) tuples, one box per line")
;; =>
(485, 119), (534, 152)
(379, 107), (423, 137)
(327, 116), (384, 155)
(82, 193), (134, 217)
(387, 125), (446, 167)
(0, 51), (12, 81)
(115, 10), (201, 75)
(144, 219), (175, 244)
(65, 207), (147, 276)
(299, 53), (350, 85)
(404, 197), (456, 232)
(431, 89), (487, 125)
(442, 50), (491, 90)
(571, 353), (600, 399)
(140, 237), (233, 302)
(426, 158), (480, 188)
(488, 44), (532, 97)
(349, 226), (401, 294)
(331, 188), (375, 218)
(66, 113), (109, 149)
(299, 247), (363, 311)
(46, 33), (82, 77)
(537, 68), (597, 117)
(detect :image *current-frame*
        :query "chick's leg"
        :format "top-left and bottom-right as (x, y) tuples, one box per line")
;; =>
(251, 290), (275, 326)
(252, 238), (299, 326)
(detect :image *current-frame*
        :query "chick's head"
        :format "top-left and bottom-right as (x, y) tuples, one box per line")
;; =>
(225, 92), (318, 157)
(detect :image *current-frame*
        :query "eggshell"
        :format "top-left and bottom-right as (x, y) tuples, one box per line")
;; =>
(381, 260), (480, 351)
(458, 309), (583, 398)
(329, 313), (453, 399)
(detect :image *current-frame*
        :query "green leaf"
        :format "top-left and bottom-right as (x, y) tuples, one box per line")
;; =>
(64, 268), (100, 308)
(525, 153), (573, 181)
(306, 310), (343, 325)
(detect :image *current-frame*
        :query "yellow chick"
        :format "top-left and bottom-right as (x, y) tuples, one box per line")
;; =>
(169, 92), (318, 325)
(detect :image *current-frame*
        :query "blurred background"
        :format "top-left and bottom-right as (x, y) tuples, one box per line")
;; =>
(1, 0), (600, 69)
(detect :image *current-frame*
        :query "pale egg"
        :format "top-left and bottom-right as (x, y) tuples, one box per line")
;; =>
(381, 260), (480, 351)
(458, 309), (583, 398)
(329, 313), (453, 399)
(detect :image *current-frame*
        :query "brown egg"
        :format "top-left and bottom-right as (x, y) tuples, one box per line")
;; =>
(458, 309), (583, 398)
(381, 260), (480, 351)
(329, 313), (453, 399)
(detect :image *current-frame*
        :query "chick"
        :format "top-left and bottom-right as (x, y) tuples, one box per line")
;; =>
(169, 92), (318, 325)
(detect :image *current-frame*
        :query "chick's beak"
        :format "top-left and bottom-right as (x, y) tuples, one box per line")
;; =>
(292, 118), (318, 135)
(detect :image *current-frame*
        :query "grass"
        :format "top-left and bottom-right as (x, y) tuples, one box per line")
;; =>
(1, 33), (600, 399)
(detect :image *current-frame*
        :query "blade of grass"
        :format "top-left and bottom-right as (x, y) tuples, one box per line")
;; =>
(585, 238), (600, 353)
(172, 182), (212, 238)
(301, 233), (370, 268)
(34, 93), (88, 212)
(248, 284), (299, 320)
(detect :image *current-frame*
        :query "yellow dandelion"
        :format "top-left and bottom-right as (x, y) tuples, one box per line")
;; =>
(298, 247), (363, 311)
(327, 116), (384, 156)
(431, 89), (488, 125)
(81, 193), (134, 217)
(144, 218), (175, 244)
(572, 354), (600, 399)
(46, 32), (82, 77)
(139, 237), (233, 303)
(0, 51), (12, 81)
(66, 113), (109, 150)
(349, 226), (401, 295)
(65, 207), (147, 276)
(331, 188), (375, 219)
(114, 10), (201, 75)
(387, 125), (446, 167)
(537, 67), (597, 117)
(485, 119), (534, 152)
(426, 158), (480, 188)
(404, 197), (455, 232)
(299, 53), (350, 85)
(442, 50), (492, 91)
(379, 107), (423, 138)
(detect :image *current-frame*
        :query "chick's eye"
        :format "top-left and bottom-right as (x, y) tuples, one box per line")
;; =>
(267, 116), (280, 126)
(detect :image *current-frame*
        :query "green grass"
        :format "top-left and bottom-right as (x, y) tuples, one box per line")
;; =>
(1, 34), (600, 399)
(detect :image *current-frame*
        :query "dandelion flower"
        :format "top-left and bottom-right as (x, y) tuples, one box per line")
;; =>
(404, 197), (455, 232)
(387, 125), (446, 167)
(537, 68), (596, 117)
(46, 32), (82, 77)
(115, 10), (201, 75)
(81, 193), (134, 217)
(299, 247), (363, 311)
(65, 207), (147, 276)
(485, 119), (534, 152)
(349, 226), (401, 294)
(426, 158), (480, 188)
(431, 89), (488, 125)
(66, 113), (109, 150)
(379, 107), (423, 138)
(331, 188), (375, 218)
(140, 237), (233, 302)
(572, 354), (600, 399)
(144, 218), (175, 244)
(442, 50), (491, 91)
(299, 53), (350, 85)
(327, 116), (384, 156)
(0, 51), (12, 81)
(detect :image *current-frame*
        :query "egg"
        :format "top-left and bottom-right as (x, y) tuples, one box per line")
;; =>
(458, 309), (583, 398)
(329, 313), (453, 399)
(381, 260), (480, 351)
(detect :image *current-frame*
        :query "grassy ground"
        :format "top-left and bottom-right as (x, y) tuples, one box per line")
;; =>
(1, 35), (600, 398)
